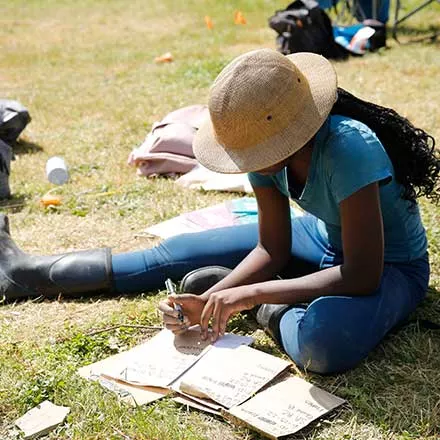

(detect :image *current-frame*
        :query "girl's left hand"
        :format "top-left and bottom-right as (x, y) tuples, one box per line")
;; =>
(200, 287), (256, 342)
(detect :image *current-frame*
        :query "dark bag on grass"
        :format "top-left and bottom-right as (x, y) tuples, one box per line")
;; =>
(0, 99), (31, 145)
(269, 0), (347, 60)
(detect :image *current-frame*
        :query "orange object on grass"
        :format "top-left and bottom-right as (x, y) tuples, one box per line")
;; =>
(154, 52), (173, 63)
(234, 11), (247, 25)
(205, 15), (214, 29)
(40, 194), (62, 207)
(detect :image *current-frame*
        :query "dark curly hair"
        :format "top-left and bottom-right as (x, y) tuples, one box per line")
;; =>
(331, 87), (440, 205)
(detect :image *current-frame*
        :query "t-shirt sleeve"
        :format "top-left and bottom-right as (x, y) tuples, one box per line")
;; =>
(248, 170), (290, 198)
(326, 125), (393, 204)
(247, 171), (276, 188)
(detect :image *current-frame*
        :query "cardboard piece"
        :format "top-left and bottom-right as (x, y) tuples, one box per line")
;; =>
(78, 328), (253, 406)
(101, 328), (253, 388)
(15, 400), (70, 439)
(78, 338), (170, 406)
(78, 329), (345, 439)
(176, 345), (290, 409)
(104, 328), (213, 388)
(97, 376), (169, 407)
(172, 395), (222, 416)
(226, 376), (345, 439)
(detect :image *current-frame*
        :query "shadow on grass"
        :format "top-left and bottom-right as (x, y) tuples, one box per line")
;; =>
(0, 194), (27, 213)
(13, 138), (44, 155)
(392, 23), (439, 44)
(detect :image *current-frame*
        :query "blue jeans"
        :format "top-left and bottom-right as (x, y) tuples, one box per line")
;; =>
(112, 215), (429, 374)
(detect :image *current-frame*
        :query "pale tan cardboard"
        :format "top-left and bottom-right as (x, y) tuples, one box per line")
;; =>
(226, 376), (345, 439)
(78, 328), (252, 405)
(176, 345), (290, 408)
(15, 400), (70, 439)
(78, 342), (169, 406)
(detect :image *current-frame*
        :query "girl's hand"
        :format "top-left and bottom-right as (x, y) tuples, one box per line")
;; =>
(158, 294), (207, 335)
(200, 287), (255, 342)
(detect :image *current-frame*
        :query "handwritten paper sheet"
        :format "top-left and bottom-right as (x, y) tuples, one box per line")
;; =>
(78, 341), (170, 406)
(78, 328), (253, 406)
(227, 376), (345, 439)
(99, 328), (253, 389)
(101, 328), (212, 388)
(177, 345), (290, 409)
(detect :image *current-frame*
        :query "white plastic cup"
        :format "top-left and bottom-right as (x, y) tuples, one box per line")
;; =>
(46, 156), (69, 185)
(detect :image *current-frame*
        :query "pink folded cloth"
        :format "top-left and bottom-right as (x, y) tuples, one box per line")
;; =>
(128, 105), (209, 177)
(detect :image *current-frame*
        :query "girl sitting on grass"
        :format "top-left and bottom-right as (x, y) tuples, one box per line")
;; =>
(1, 49), (439, 374)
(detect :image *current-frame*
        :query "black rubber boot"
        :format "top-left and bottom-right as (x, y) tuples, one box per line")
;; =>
(180, 266), (232, 295)
(0, 214), (113, 302)
(256, 304), (293, 345)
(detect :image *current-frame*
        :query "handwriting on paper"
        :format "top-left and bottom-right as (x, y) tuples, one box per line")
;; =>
(227, 376), (345, 439)
(179, 345), (290, 408)
(101, 328), (253, 389)
(113, 328), (212, 388)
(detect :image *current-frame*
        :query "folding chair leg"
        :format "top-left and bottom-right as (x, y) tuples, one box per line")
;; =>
(392, 0), (439, 40)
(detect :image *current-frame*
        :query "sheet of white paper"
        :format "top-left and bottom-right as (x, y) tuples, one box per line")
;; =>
(212, 333), (254, 349)
(227, 376), (345, 439)
(178, 345), (290, 409)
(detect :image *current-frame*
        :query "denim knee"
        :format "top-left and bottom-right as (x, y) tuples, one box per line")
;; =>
(279, 296), (374, 374)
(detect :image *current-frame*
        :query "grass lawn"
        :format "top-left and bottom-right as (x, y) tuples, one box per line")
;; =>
(1, 0), (440, 439)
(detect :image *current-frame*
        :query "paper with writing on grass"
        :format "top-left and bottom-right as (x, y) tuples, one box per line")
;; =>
(176, 345), (291, 409)
(100, 327), (253, 389)
(78, 328), (252, 405)
(226, 376), (345, 440)
(100, 327), (211, 388)
(78, 342), (170, 406)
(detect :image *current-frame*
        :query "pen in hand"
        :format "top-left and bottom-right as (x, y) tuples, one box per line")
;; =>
(165, 278), (184, 323)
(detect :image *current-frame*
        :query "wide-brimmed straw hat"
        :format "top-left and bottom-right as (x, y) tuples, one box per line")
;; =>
(193, 49), (337, 174)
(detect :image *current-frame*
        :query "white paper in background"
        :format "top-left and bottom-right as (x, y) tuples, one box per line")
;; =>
(227, 376), (346, 439)
(348, 26), (376, 54)
(177, 345), (290, 409)
(144, 197), (304, 239)
(175, 163), (254, 193)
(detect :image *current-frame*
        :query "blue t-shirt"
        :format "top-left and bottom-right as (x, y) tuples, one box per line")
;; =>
(248, 115), (427, 263)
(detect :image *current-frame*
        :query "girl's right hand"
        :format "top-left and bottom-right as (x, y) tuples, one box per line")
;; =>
(158, 294), (207, 335)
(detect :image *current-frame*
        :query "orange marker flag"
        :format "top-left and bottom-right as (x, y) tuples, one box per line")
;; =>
(234, 10), (247, 25)
(205, 15), (214, 30)
(154, 52), (173, 63)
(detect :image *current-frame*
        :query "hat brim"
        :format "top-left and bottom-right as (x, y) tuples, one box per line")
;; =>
(193, 52), (337, 174)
